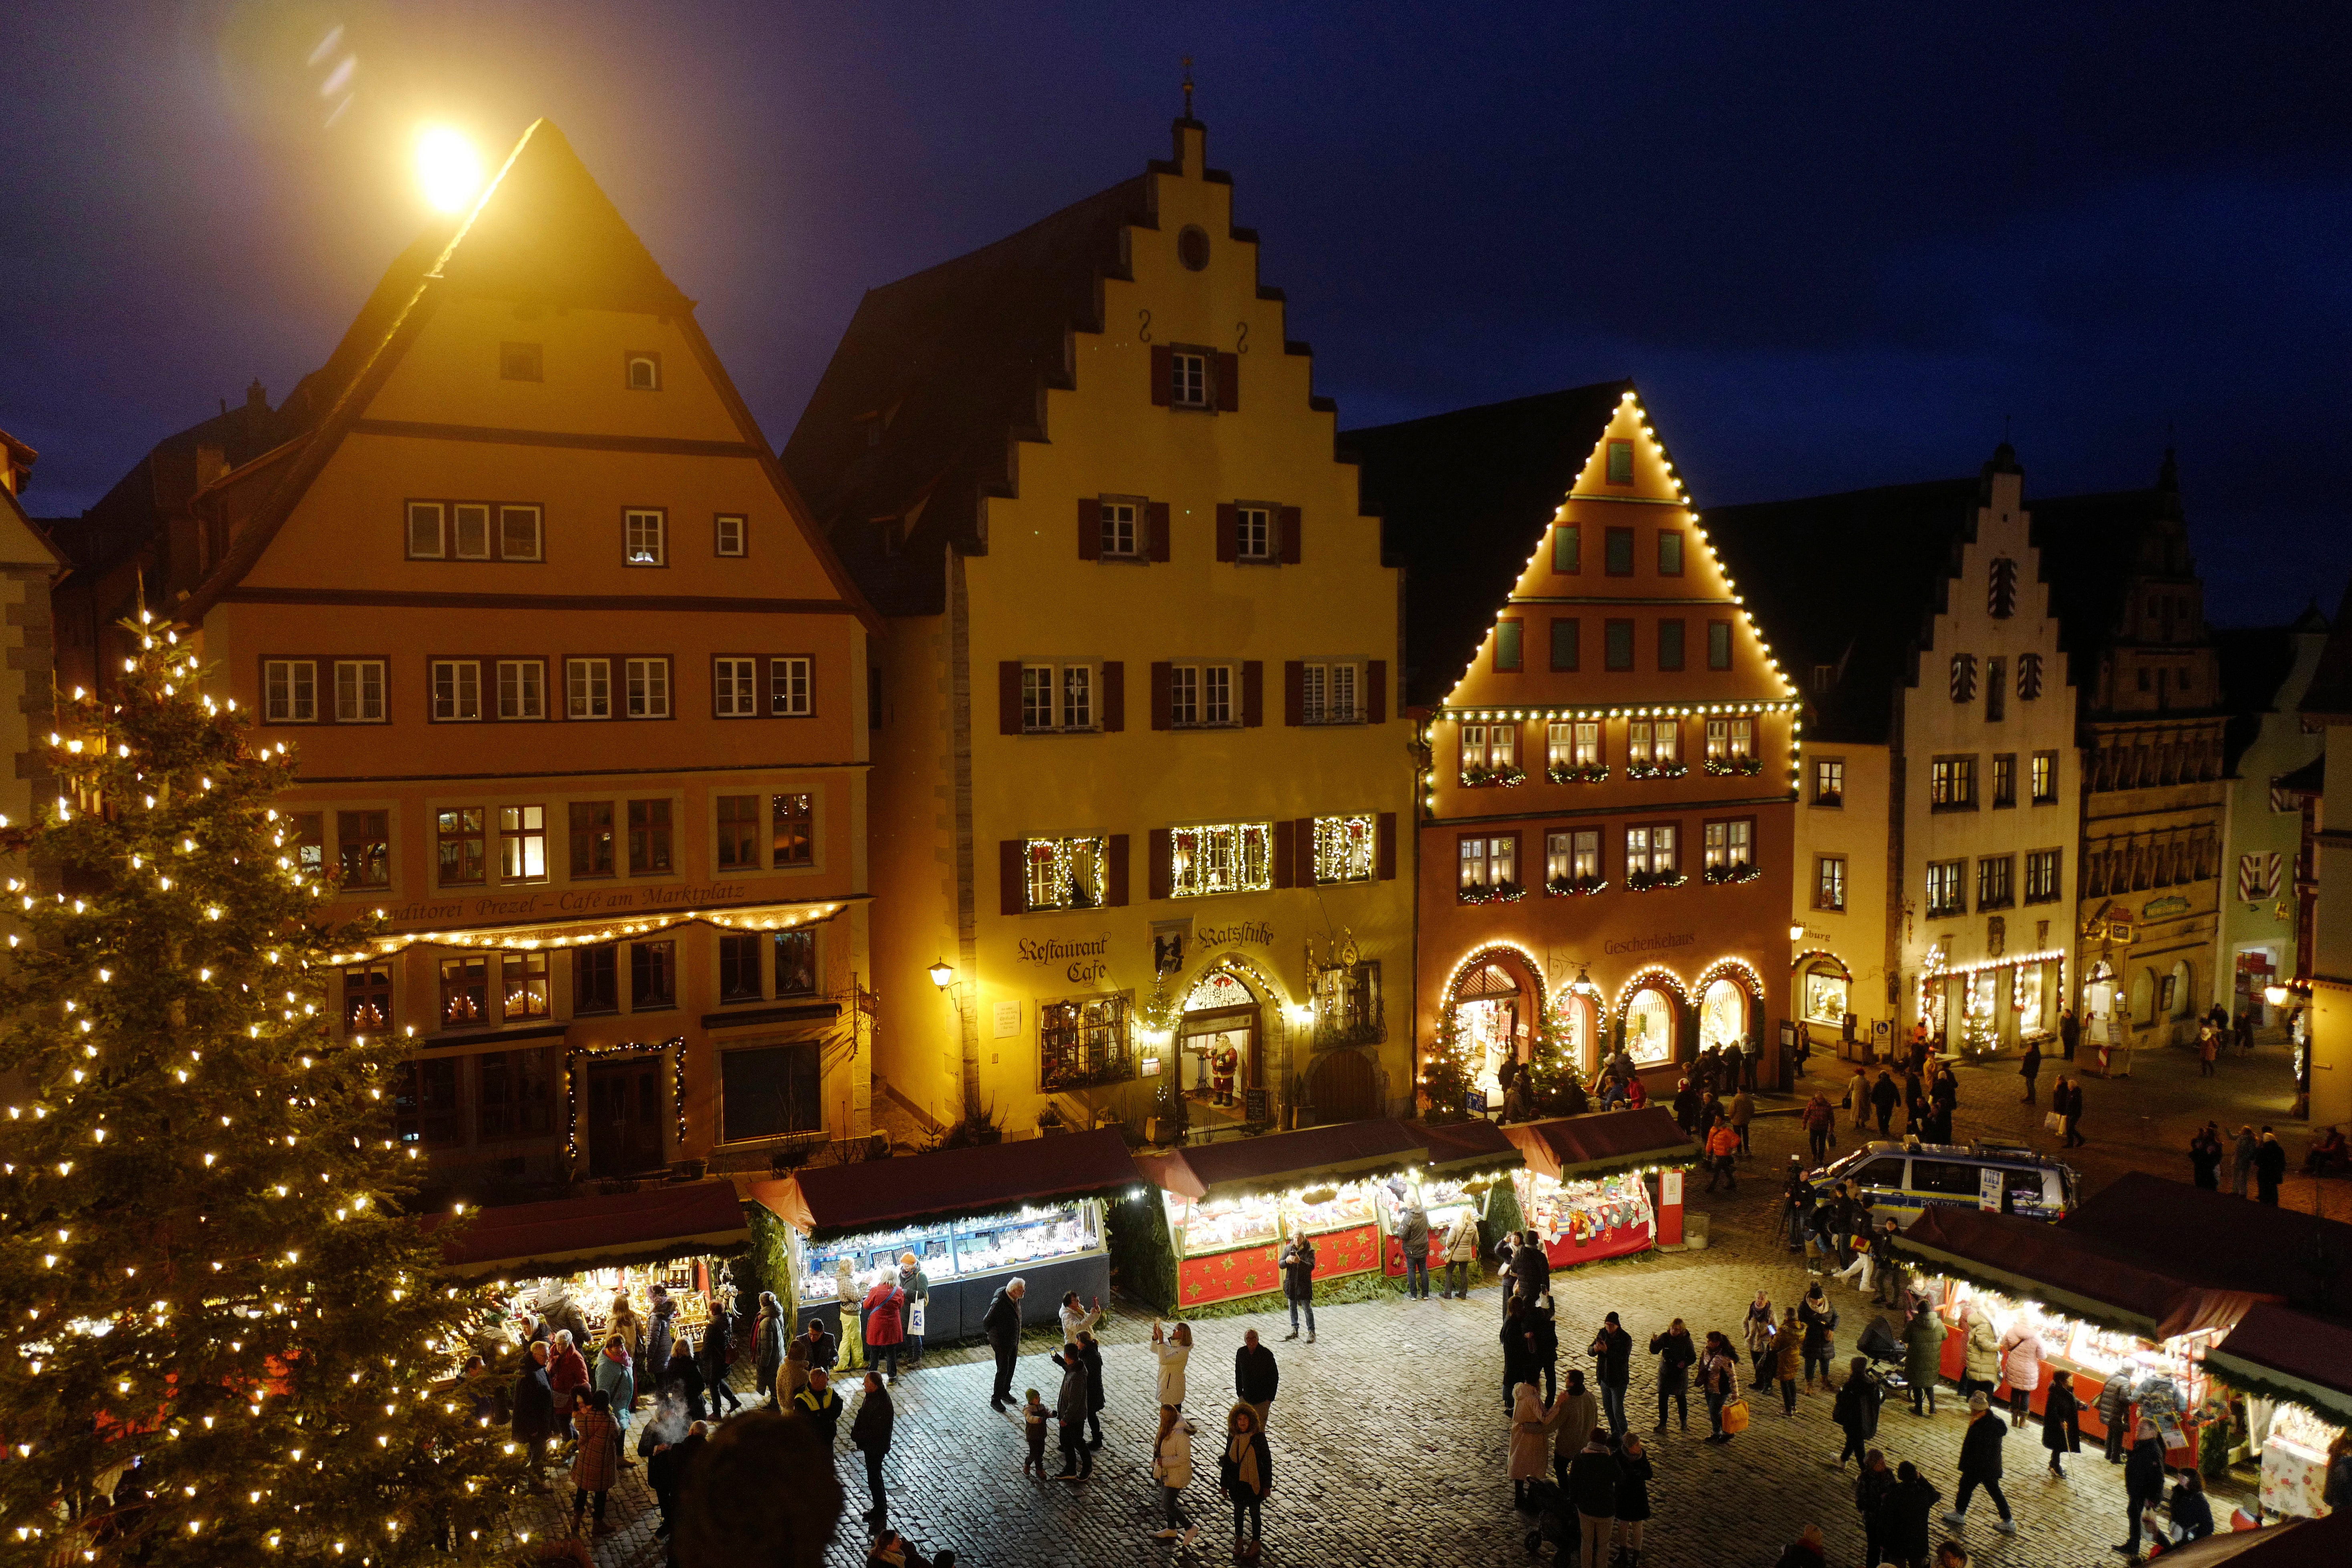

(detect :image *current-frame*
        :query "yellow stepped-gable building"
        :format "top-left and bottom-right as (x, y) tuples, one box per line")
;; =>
(785, 117), (1414, 1140)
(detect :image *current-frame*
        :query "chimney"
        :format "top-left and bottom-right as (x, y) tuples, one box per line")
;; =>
(245, 378), (269, 416)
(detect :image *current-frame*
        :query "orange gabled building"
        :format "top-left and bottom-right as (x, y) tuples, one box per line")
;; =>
(51, 121), (878, 1196)
(1354, 385), (1800, 1108)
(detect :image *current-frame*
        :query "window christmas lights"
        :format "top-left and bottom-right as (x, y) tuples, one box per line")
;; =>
(561, 1037), (690, 1166)
(0, 622), (532, 1564)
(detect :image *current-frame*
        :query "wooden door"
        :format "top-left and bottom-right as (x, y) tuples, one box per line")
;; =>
(587, 1058), (664, 1177)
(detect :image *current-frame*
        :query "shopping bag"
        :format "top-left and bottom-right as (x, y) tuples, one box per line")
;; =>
(2043, 1110), (2064, 1133)
(1720, 1397), (1751, 1435)
(908, 1300), (926, 1338)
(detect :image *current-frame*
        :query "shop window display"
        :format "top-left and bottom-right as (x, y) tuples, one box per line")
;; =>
(1624, 988), (1675, 1065)
(1803, 968), (1849, 1027)
(1698, 978), (1747, 1051)
(1164, 1178), (1388, 1307)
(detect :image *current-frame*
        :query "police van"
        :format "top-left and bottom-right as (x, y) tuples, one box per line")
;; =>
(1805, 1139), (2078, 1223)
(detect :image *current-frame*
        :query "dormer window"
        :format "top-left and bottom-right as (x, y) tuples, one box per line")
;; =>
(624, 352), (662, 391)
(1606, 438), (1634, 485)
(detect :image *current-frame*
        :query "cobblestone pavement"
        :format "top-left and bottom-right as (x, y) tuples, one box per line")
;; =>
(509, 1035), (2328, 1566)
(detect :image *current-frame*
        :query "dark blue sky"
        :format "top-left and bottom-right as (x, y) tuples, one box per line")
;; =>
(6, 1), (2347, 623)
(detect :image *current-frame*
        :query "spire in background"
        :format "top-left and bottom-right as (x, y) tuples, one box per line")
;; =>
(1182, 56), (1195, 121)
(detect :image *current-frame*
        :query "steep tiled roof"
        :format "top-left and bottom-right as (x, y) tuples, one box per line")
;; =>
(2302, 573), (2352, 720)
(1700, 474), (1984, 746)
(1344, 383), (1631, 709)
(2213, 620), (2325, 773)
(781, 171), (1156, 617)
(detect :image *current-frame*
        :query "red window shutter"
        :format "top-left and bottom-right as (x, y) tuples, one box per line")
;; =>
(1147, 501), (1171, 561)
(1296, 817), (1319, 887)
(1366, 660), (1388, 723)
(1241, 661), (1264, 727)
(1150, 346), (1173, 407)
(1508, 830), (1524, 887)
(1148, 828), (1173, 900)
(1278, 506), (1302, 565)
(1272, 820), (1296, 889)
(1216, 503), (1238, 563)
(998, 661), (1023, 735)
(1076, 497), (1101, 561)
(1100, 661), (1124, 731)
(1150, 662), (1173, 730)
(1215, 352), (1239, 411)
(1000, 839), (1026, 915)
(1376, 812), (1397, 880)
(1284, 660), (1305, 726)
(1107, 834), (1130, 907)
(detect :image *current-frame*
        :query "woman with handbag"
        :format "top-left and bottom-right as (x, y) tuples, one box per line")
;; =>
(862, 1273), (908, 1384)
(1700, 1331), (1744, 1444)
(2042, 1369), (2083, 1478)
(1219, 1403), (1271, 1560)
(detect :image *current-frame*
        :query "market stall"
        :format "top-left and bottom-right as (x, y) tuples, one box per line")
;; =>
(2208, 1303), (2352, 1519)
(1137, 1120), (1433, 1308)
(748, 1128), (1142, 1341)
(1501, 1108), (1694, 1268)
(426, 1182), (752, 1356)
(1380, 1119), (1525, 1278)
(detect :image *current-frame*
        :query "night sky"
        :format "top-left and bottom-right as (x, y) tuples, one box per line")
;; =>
(6, 1), (2347, 624)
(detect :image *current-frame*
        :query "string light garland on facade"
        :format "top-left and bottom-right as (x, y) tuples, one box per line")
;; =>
(1913, 948), (2068, 1024)
(1435, 700), (1804, 725)
(1692, 955), (1767, 1000)
(1610, 963), (1693, 1019)
(561, 1037), (689, 1165)
(320, 901), (850, 966)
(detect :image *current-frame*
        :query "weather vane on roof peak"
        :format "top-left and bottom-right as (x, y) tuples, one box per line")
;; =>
(1182, 56), (1195, 120)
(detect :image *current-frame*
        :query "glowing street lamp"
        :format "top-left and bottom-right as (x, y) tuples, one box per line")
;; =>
(927, 959), (955, 991)
(414, 126), (483, 213)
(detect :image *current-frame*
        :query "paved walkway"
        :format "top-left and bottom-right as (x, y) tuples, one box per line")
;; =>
(506, 1034), (2330, 1565)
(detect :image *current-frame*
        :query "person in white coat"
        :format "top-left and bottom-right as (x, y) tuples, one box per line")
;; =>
(1440, 1209), (1481, 1299)
(1151, 1319), (1193, 1443)
(1151, 1416), (1199, 1545)
(1060, 1291), (1103, 1347)
(1996, 1319), (2044, 1428)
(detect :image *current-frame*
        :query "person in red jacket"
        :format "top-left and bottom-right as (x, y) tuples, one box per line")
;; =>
(862, 1275), (908, 1385)
(547, 1329), (590, 1441)
(1703, 1121), (1741, 1193)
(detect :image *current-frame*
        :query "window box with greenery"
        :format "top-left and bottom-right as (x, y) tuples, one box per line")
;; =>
(1547, 761), (1609, 784)
(1461, 761), (1527, 788)
(1546, 874), (1607, 897)
(1624, 760), (1688, 780)
(1458, 879), (1527, 905)
(1039, 995), (1134, 1091)
(1625, 867), (1687, 893)
(1703, 755), (1764, 777)
(1703, 861), (1761, 886)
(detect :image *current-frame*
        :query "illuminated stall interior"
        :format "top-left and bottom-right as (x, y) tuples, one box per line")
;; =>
(1919, 946), (2066, 1057)
(2205, 1303), (2352, 1521)
(1501, 1107), (1694, 1268)
(750, 1127), (1140, 1341)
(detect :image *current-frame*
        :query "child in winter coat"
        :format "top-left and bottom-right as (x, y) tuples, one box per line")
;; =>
(1151, 1417), (1198, 1544)
(1020, 1388), (1048, 1478)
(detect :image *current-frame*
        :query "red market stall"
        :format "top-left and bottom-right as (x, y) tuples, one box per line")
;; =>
(1380, 1118), (1525, 1278)
(2212, 1304), (2352, 1519)
(1501, 1108), (1696, 1268)
(1138, 1121), (1432, 1308)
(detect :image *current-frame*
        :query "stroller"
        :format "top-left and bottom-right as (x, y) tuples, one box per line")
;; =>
(1855, 1314), (1910, 1397)
(1519, 1477), (1577, 1558)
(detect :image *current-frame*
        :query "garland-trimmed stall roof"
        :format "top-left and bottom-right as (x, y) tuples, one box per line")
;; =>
(2060, 1171), (2352, 1311)
(1139, 1119), (1430, 1203)
(2207, 1302), (2352, 1426)
(1401, 1117), (1523, 1180)
(2123, 1505), (2352, 1564)
(749, 1127), (1143, 1242)
(1503, 1108), (1695, 1182)
(424, 1181), (750, 1280)
(1894, 1202), (2275, 1343)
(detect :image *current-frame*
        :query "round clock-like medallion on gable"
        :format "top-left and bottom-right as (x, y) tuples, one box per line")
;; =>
(1177, 224), (1211, 271)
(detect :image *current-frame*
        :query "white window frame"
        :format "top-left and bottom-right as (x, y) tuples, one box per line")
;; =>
(1816, 855), (1847, 911)
(1300, 660), (1360, 725)
(1704, 818), (1753, 871)
(451, 503), (493, 561)
(715, 514), (747, 557)
(625, 352), (661, 391)
(1626, 824), (1678, 876)
(770, 656), (813, 717)
(623, 509), (668, 567)
(430, 659), (481, 722)
(332, 659), (385, 724)
(624, 657), (671, 720)
(1311, 814), (1377, 885)
(1169, 821), (1274, 899)
(1925, 859), (1967, 917)
(714, 657), (759, 718)
(1100, 497), (1140, 559)
(1020, 661), (1097, 733)
(495, 659), (545, 722)
(498, 505), (544, 562)
(1171, 350), (1209, 409)
(405, 502), (446, 559)
(566, 658), (612, 721)
(1235, 505), (1273, 562)
(264, 659), (317, 724)
(1022, 835), (1108, 913)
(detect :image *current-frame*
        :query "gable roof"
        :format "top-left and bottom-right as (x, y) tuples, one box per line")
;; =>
(0, 468), (65, 572)
(780, 162), (1161, 617)
(2214, 611), (2329, 772)
(1344, 383), (1630, 709)
(2302, 572), (2352, 720)
(1701, 473), (1986, 746)
(161, 119), (870, 628)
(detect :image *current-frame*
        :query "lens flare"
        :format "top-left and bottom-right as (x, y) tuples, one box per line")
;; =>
(415, 126), (482, 213)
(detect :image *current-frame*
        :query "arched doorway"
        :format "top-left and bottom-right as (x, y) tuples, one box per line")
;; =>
(1177, 965), (1264, 1130)
(2130, 967), (2156, 1028)
(1698, 978), (1749, 1052)
(1447, 947), (1544, 1108)
(1622, 984), (1680, 1069)
(2167, 960), (2193, 1020)
(1306, 1049), (1380, 1124)
(1555, 991), (1601, 1077)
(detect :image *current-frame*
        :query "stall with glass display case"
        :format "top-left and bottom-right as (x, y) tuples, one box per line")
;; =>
(1501, 1108), (1692, 1266)
(1382, 1118), (1523, 1277)
(425, 1182), (752, 1353)
(1138, 1120), (1432, 1308)
(749, 1128), (1141, 1341)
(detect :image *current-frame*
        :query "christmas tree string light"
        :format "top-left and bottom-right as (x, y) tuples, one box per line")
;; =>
(0, 626), (530, 1562)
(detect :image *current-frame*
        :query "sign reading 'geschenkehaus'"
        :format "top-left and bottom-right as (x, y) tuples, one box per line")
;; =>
(386, 882), (758, 925)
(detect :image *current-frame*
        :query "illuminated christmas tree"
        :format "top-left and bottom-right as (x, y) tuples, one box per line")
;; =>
(1419, 1005), (1476, 1124)
(0, 623), (529, 1563)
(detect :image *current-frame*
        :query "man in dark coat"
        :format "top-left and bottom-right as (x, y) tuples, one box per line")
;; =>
(1564, 1427), (1622, 1568)
(2188, 1123), (2223, 1190)
(801, 1317), (838, 1373)
(1398, 1200), (1432, 1300)
(511, 1342), (556, 1492)
(700, 1308), (742, 1415)
(1589, 1311), (1634, 1437)
(1075, 1330), (1105, 1448)
(1510, 1228), (1551, 1306)
(1280, 1234), (1319, 1342)
(2121, 1419), (2167, 1557)
(1870, 1071), (1900, 1136)
(647, 1419), (708, 1536)
(1930, 1068), (1959, 1142)
(848, 1371), (893, 1523)
(1942, 1393), (2016, 1534)
(2254, 1128), (2289, 1204)
(2018, 1039), (2042, 1104)
(1235, 1327), (1280, 1433)
(984, 1277), (1026, 1410)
